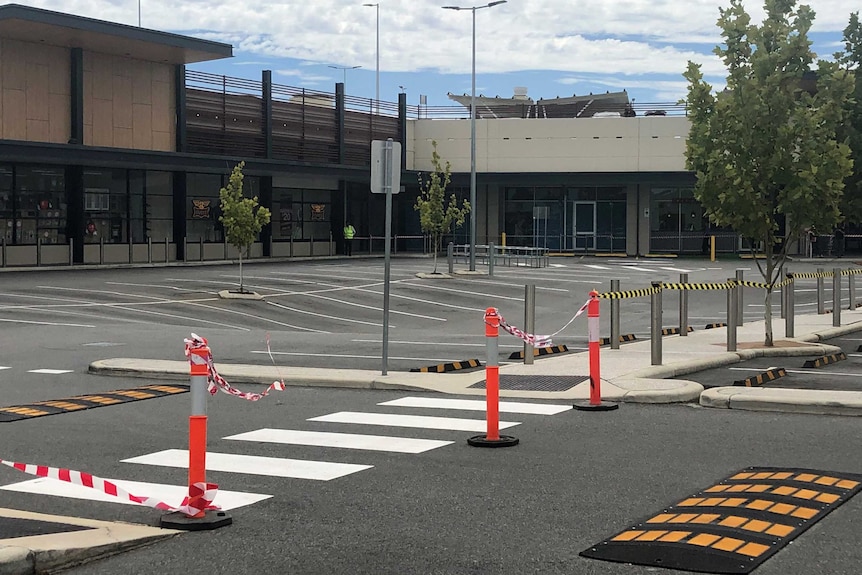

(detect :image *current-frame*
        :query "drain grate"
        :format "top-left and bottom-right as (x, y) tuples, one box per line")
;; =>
(469, 375), (588, 392)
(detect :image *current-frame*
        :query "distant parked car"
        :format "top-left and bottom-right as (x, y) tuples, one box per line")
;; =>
(593, 111), (622, 118)
(645, 110), (667, 116)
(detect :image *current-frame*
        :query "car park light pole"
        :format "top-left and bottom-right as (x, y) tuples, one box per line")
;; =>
(442, 0), (506, 272)
(328, 65), (362, 95)
(363, 3), (380, 115)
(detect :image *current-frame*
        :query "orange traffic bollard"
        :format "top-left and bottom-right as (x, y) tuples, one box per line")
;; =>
(574, 291), (619, 412)
(468, 308), (519, 448)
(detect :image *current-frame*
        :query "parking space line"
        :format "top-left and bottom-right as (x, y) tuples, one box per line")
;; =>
(399, 281), (524, 302)
(350, 339), (523, 349)
(0, 318), (96, 328)
(252, 351), (461, 362)
(266, 300), (381, 327)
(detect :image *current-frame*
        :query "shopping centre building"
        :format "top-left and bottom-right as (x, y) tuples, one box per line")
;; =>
(0, 4), (759, 268)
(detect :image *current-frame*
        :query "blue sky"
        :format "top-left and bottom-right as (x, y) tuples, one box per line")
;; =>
(12, 0), (861, 108)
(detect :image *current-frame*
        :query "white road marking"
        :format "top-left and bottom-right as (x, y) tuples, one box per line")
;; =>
(621, 266), (659, 273)
(224, 429), (453, 454)
(253, 351), (461, 362)
(0, 366), (10, 371)
(27, 369), (73, 375)
(549, 263), (566, 268)
(0, 318), (95, 328)
(307, 411), (520, 432)
(584, 265), (611, 270)
(122, 449), (372, 481)
(661, 267), (693, 273)
(266, 300), (383, 327)
(0, 477), (270, 510)
(456, 277), (569, 293)
(399, 282), (524, 302)
(378, 396), (572, 415)
(350, 339), (523, 349)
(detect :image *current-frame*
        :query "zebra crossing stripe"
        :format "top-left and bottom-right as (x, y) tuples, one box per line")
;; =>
(122, 449), (372, 481)
(584, 265), (611, 270)
(0, 367), (10, 371)
(378, 396), (571, 415)
(224, 428), (453, 454)
(0, 477), (270, 510)
(307, 411), (521, 432)
(27, 369), (74, 375)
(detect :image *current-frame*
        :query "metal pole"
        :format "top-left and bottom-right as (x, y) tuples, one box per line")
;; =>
(780, 270), (786, 319)
(679, 272), (688, 337)
(833, 267), (841, 327)
(99, 236), (104, 265)
(850, 273), (857, 310)
(382, 139), (393, 376)
(147, 237), (152, 264)
(735, 268), (744, 325)
(610, 279), (620, 350)
(817, 267), (825, 314)
(524, 284), (535, 365)
(488, 241), (495, 277)
(448, 242), (454, 274)
(330, 231), (334, 256)
(650, 281), (662, 365)
(375, 4), (380, 114)
(183, 236), (188, 262)
(199, 236), (204, 262)
(36, 237), (41, 267)
(165, 236), (169, 263)
(468, 6), (477, 272)
(785, 273), (795, 338)
(727, 279), (737, 352)
(310, 234), (314, 256)
(129, 238), (133, 264)
(1, 237), (4, 268)
(68, 238), (73, 266)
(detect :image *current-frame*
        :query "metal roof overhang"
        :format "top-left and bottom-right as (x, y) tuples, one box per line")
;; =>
(0, 4), (232, 64)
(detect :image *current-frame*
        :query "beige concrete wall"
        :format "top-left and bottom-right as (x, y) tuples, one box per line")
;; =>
(83, 52), (174, 151)
(409, 116), (690, 173)
(0, 39), (70, 143)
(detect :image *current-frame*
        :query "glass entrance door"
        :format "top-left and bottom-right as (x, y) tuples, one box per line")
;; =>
(574, 202), (596, 250)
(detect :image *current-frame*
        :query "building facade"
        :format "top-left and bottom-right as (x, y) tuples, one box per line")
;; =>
(1, 5), (760, 269)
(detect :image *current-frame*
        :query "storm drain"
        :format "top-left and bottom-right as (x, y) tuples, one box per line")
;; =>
(469, 375), (588, 392)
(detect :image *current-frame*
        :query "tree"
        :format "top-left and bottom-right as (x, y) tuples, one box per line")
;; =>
(414, 141), (471, 273)
(218, 161), (271, 293)
(837, 13), (862, 222)
(684, 0), (853, 346)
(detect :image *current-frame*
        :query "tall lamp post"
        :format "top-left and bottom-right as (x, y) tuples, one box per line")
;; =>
(328, 64), (362, 94)
(442, 1), (506, 272)
(363, 3), (380, 115)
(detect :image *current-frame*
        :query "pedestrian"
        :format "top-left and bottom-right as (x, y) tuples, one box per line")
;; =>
(808, 226), (819, 257)
(343, 221), (356, 256)
(834, 224), (845, 258)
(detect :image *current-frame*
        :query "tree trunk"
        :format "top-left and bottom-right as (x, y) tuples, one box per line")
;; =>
(239, 248), (244, 293)
(763, 242), (774, 346)
(432, 233), (439, 274)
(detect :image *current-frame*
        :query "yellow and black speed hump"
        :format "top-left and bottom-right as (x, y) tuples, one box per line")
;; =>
(581, 467), (862, 574)
(410, 359), (482, 373)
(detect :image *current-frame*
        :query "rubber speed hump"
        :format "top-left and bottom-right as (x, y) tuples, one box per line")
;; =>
(581, 467), (862, 574)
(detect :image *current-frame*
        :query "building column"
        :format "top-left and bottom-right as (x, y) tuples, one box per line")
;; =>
(70, 48), (84, 145)
(262, 70), (273, 159)
(175, 66), (187, 153)
(66, 165), (84, 263)
(260, 176), (273, 256)
(335, 83), (345, 164)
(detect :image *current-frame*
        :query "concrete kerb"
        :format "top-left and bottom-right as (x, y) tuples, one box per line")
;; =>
(700, 387), (862, 416)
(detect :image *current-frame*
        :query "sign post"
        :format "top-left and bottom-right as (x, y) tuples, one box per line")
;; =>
(371, 139), (402, 375)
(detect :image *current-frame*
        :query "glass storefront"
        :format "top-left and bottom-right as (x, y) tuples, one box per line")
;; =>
(273, 188), (332, 240)
(649, 187), (707, 253)
(0, 165), (66, 245)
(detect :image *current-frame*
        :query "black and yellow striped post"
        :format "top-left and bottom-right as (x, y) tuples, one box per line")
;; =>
(817, 267), (825, 314)
(610, 279), (621, 350)
(833, 267), (842, 327)
(679, 273), (689, 337)
(651, 281), (662, 365)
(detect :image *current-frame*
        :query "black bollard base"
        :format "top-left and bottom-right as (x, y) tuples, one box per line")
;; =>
(160, 510), (232, 531)
(467, 434), (519, 448)
(573, 401), (620, 412)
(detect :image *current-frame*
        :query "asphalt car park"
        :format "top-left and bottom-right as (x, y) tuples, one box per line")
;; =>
(678, 336), (862, 391)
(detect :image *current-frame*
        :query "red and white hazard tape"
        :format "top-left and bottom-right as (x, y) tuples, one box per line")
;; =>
(0, 458), (218, 516)
(184, 333), (286, 401)
(491, 298), (591, 347)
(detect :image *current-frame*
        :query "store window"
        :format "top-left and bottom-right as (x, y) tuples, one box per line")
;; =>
(146, 171), (173, 241)
(187, 173), (223, 242)
(0, 166), (12, 244)
(650, 187), (704, 253)
(273, 188), (332, 240)
(83, 169), (129, 243)
(16, 166), (66, 245)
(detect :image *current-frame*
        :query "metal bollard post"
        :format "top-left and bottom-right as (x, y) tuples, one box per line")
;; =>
(165, 237), (169, 263)
(368, 235), (372, 255)
(833, 268), (841, 327)
(448, 242), (454, 275)
(524, 284), (535, 365)
(785, 273), (795, 337)
(727, 278), (737, 352)
(99, 236), (104, 265)
(735, 269), (744, 325)
(199, 236), (204, 262)
(128, 238), (133, 264)
(467, 308), (518, 447)
(330, 231), (334, 256)
(489, 242), (496, 277)
(817, 268), (825, 314)
(183, 236), (188, 262)
(650, 281), (662, 365)
(780, 270), (786, 319)
(679, 273), (689, 337)
(290, 235), (294, 258)
(36, 237), (42, 267)
(610, 279), (620, 350)
(68, 238), (74, 266)
(147, 237), (152, 264)
(310, 235), (314, 256)
(850, 273), (857, 310)
(1, 237), (5, 268)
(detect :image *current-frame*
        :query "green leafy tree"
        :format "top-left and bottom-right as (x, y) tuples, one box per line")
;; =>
(218, 161), (271, 293)
(684, 0), (853, 346)
(414, 140), (471, 273)
(837, 13), (862, 222)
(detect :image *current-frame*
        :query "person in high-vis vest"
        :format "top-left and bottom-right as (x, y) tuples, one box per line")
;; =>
(343, 222), (356, 256)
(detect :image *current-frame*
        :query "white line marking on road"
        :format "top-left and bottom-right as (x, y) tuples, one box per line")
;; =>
(105, 281), (217, 294)
(122, 449), (372, 481)
(584, 265), (611, 270)
(0, 366), (10, 371)
(660, 267), (693, 273)
(266, 300), (383, 327)
(27, 369), (73, 375)
(350, 339), (523, 349)
(399, 282), (524, 302)
(621, 266), (659, 273)
(253, 351), (459, 362)
(549, 263), (567, 268)
(0, 477), (270, 510)
(307, 411), (520, 432)
(378, 397), (572, 415)
(224, 429), (453, 454)
(0, 318), (95, 328)
(455, 277), (569, 293)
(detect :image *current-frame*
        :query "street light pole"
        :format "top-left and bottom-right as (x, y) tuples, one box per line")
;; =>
(363, 3), (380, 115)
(442, 1), (506, 272)
(328, 65), (362, 95)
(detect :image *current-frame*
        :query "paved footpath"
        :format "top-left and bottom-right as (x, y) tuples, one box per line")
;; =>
(4, 306), (862, 574)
